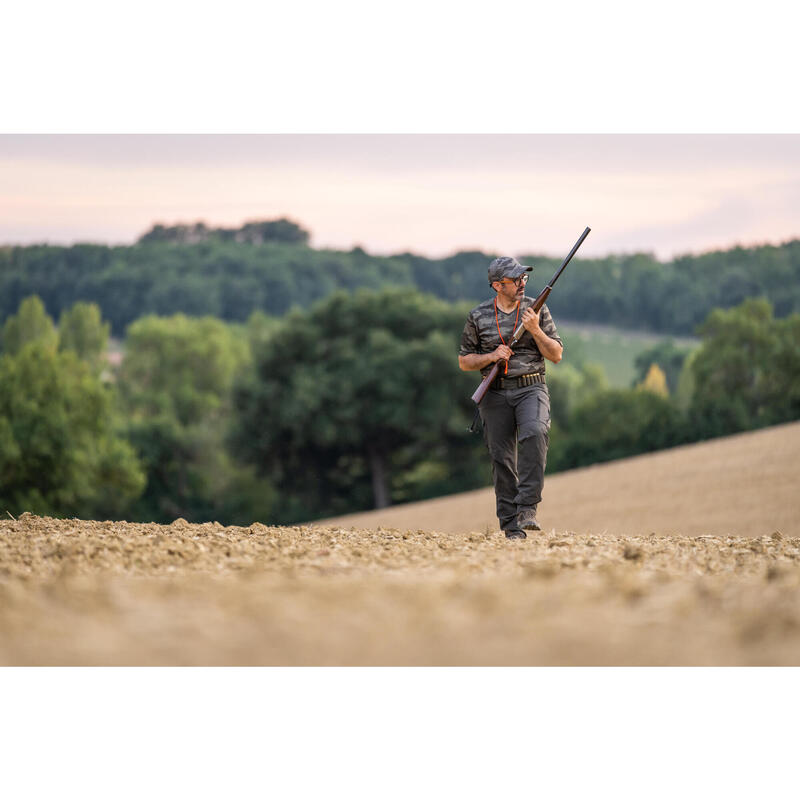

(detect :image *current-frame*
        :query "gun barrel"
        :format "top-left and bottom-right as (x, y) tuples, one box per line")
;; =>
(549, 226), (591, 288)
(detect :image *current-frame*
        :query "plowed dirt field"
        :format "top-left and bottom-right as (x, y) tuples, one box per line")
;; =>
(2, 422), (799, 665)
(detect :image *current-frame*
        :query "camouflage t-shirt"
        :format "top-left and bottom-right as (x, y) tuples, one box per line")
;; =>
(459, 295), (563, 378)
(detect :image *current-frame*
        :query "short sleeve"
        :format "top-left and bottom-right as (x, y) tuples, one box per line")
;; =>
(539, 304), (562, 347)
(459, 314), (480, 356)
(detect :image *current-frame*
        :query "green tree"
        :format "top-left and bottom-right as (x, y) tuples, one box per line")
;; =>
(231, 289), (486, 520)
(690, 299), (800, 436)
(0, 343), (145, 518)
(117, 314), (273, 524)
(547, 361), (608, 429)
(237, 218), (310, 245)
(243, 309), (280, 354)
(762, 312), (800, 423)
(690, 299), (777, 436)
(1, 295), (58, 355)
(137, 217), (310, 246)
(119, 315), (249, 426)
(555, 388), (687, 470)
(58, 301), (110, 373)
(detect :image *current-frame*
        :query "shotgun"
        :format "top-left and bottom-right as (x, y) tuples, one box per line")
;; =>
(470, 226), (591, 405)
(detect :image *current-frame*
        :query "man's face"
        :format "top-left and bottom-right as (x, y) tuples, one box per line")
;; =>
(493, 273), (528, 303)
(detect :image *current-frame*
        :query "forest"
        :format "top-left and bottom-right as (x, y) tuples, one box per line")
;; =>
(3, 218), (799, 524)
(2, 217), (799, 336)
(2, 283), (798, 525)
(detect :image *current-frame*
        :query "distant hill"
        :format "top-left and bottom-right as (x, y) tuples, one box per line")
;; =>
(1, 219), (798, 336)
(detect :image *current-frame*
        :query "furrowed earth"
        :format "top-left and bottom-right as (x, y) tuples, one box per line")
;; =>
(2, 422), (799, 665)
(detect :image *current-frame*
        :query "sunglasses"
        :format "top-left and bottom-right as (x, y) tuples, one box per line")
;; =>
(499, 274), (529, 287)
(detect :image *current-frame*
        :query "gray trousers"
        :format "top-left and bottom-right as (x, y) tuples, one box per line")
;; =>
(478, 382), (551, 530)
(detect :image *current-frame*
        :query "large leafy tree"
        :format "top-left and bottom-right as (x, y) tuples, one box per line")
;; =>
(0, 343), (145, 518)
(119, 314), (249, 426)
(117, 314), (274, 524)
(231, 288), (486, 520)
(690, 299), (800, 436)
(0, 297), (143, 518)
(764, 312), (800, 422)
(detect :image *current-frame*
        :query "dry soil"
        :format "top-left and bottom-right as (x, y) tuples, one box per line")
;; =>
(1, 422), (799, 665)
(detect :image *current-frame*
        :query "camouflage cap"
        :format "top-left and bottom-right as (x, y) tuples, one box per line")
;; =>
(488, 256), (533, 284)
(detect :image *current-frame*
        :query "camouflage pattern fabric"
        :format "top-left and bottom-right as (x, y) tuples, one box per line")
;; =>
(459, 296), (563, 379)
(487, 256), (532, 283)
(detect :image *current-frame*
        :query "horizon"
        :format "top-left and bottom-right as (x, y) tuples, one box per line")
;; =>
(2, 134), (799, 261)
(1, 215), (798, 265)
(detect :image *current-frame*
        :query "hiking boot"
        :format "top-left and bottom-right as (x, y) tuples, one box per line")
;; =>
(517, 506), (541, 531)
(504, 528), (527, 540)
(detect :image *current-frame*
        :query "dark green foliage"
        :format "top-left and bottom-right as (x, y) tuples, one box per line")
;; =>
(0, 239), (417, 335)
(547, 298), (800, 472)
(2, 281), (798, 526)
(549, 388), (688, 471)
(523, 242), (800, 334)
(231, 288), (488, 521)
(689, 299), (800, 437)
(138, 217), (310, 246)
(3, 227), (799, 340)
(767, 314), (800, 422)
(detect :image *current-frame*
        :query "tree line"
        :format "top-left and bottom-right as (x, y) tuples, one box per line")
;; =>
(1, 291), (798, 525)
(2, 218), (799, 336)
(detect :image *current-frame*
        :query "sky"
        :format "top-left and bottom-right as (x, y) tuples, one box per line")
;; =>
(1, 134), (799, 261)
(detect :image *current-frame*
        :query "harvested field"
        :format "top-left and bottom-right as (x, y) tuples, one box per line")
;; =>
(1, 422), (799, 665)
(319, 422), (800, 537)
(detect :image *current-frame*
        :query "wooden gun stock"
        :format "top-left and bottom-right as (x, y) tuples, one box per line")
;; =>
(470, 227), (590, 405)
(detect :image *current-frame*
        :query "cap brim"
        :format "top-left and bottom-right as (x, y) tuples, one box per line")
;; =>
(508, 265), (533, 278)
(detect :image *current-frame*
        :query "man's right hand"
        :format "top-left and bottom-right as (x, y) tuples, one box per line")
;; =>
(492, 344), (513, 362)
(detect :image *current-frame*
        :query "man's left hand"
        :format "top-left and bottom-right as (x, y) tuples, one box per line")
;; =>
(522, 307), (541, 335)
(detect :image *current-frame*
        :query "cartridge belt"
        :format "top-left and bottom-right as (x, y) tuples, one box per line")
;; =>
(493, 372), (545, 389)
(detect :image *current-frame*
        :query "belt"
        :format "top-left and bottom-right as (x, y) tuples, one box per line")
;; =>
(493, 372), (545, 389)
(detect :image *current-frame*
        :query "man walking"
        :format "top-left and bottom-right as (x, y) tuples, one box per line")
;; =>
(458, 257), (563, 540)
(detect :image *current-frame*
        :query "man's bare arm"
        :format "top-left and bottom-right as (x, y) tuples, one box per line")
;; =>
(458, 345), (513, 371)
(532, 329), (563, 363)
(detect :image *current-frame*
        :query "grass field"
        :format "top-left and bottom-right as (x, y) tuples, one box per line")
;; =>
(1, 422), (798, 665)
(556, 321), (698, 386)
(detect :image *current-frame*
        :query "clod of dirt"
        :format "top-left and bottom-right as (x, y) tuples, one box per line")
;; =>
(623, 545), (643, 561)
(766, 564), (787, 582)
